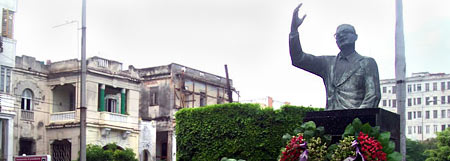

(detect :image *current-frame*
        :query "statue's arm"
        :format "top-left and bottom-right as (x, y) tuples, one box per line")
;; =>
(360, 58), (381, 108)
(289, 3), (327, 77)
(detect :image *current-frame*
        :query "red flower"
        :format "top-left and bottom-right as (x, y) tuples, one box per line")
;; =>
(279, 134), (305, 161)
(357, 132), (387, 161)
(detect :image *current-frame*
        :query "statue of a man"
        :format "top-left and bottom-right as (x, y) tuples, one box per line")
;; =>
(289, 4), (381, 110)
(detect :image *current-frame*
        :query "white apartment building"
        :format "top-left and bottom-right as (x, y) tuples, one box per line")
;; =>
(0, 0), (17, 160)
(380, 72), (450, 141)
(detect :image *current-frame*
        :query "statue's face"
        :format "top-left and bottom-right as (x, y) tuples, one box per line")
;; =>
(335, 24), (357, 50)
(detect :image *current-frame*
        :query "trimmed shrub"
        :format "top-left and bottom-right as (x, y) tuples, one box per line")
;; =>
(175, 103), (321, 161)
(84, 143), (138, 161)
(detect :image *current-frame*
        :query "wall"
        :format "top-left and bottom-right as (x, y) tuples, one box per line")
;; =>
(12, 63), (52, 157)
(139, 120), (156, 161)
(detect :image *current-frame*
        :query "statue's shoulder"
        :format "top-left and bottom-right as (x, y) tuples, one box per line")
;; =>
(359, 56), (379, 70)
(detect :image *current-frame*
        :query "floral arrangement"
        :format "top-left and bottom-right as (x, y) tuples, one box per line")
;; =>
(279, 133), (307, 161)
(279, 121), (330, 161)
(279, 119), (402, 161)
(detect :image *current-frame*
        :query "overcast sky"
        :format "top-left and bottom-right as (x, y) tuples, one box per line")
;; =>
(14, 0), (450, 108)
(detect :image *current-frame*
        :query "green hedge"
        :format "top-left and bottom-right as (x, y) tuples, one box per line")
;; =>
(175, 103), (322, 161)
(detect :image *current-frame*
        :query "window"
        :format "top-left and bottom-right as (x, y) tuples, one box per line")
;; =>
(199, 92), (206, 106)
(414, 98), (416, 105)
(388, 100), (391, 107)
(392, 86), (396, 94)
(417, 84), (422, 91)
(408, 126), (412, 134)
(433, 82), (437, 91)
(448, 82), (450, 90)
(417, 98), (422, 105)
(425, 83), (430, 91)
(443, 125), (446, 131)
(433, 96), (437, 105)
(408, 112), (412, 120)
(149, 87), (159, 106)
(414, 84), (416, 91)
(414, 111), (416, 119)
(393, 99), (397, 107)
(382, 100), (387, 106)
(2, 9), (14, 38)
(448, 96), (450, 104)
(448, 109), (450, 118)
(434, 125), (438, 133)
(21, 89), (33, 111)
(414, 126), (416, 133)
(418, 111), (422, 118)
(408, 98), (412, 106)
(441, 82), (445, 91)
(433, 110), (438, 118)
(106, 98), (117, 113)
(442, 96), (446, 104)
(418, 126), (422, 134)
(426, 111), (430, 119)
(383, 87), (387, 93)
(0, 66), (11, 93)
(407, 85), (412, 93)
(426, 125), (430, 134)
(426, 97), (430, 105)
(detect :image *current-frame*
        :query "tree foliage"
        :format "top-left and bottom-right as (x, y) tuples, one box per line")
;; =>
(406, 139), (427, 161)
(424, 128), (450, 161)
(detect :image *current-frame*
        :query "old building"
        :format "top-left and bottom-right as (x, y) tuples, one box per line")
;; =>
(138, 63), (234, 161)
(13, 55), (141, 160)
(380, 72), (450, 141)
(1, 0), (17, 160)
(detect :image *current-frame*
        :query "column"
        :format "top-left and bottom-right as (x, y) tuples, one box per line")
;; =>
(167, 131), (173, 161)
(99, 84), (105, 111)
(121, 89), (126, 114)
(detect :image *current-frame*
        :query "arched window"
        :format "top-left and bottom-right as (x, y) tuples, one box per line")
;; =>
(21, 89), (33, 111)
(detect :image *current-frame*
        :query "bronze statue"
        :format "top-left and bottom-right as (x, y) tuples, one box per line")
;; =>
(289, 3), (381, 110)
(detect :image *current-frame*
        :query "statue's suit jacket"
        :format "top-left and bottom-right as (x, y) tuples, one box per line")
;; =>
(289, 32), (381, 110)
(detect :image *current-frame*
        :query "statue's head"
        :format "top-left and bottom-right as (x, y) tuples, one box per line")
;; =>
(335, 24), (358, 50)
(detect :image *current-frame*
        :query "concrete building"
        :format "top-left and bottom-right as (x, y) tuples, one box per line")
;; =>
(0, 0), (17, 160)
(12, 55), (141, 160)
(380, 72), (450, 141)
(138, 63), (234, 161)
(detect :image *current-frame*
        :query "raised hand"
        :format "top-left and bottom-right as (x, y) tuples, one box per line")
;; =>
(291, 3), (307, 33)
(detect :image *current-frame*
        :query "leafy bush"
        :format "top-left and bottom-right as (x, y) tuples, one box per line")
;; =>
(85, 143), (138, 161)
(175, 103), (321, 161)
(424, 128), (450, 161)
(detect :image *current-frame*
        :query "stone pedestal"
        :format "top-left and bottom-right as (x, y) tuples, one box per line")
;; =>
(303, 108), (400, 152)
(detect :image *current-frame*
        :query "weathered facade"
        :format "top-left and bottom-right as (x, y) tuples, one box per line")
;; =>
(1, 0), (17, 160)
(138, 63), (233, 161)
(12, 55), (141, 160)
(10, 55), (235, 161)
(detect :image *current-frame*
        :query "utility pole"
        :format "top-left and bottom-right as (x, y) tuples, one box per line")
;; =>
(225, 64), (233, 102)
(395, 0), (406, 160)
(80, 0), (87, 160)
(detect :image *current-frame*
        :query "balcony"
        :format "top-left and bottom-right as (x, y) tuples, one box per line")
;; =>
(21, 110), (34, 121)
(99, 112), (129, 128)
(50, 111), (76, 122)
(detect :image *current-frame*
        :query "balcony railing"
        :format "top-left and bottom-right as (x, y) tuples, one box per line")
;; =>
(50, 111), (76, 122)
(21, 110), (34, 121)
(99, 112), (129, 127)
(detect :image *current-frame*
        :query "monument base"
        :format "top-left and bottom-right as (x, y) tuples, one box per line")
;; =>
(303, 108), (400, 152)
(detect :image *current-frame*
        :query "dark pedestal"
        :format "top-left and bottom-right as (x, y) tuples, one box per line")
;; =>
(303, 108), (400, 152)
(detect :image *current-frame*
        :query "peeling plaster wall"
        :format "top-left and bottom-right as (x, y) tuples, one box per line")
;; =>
(139, 120), (156, 161)
(12, 62), (52, 156)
